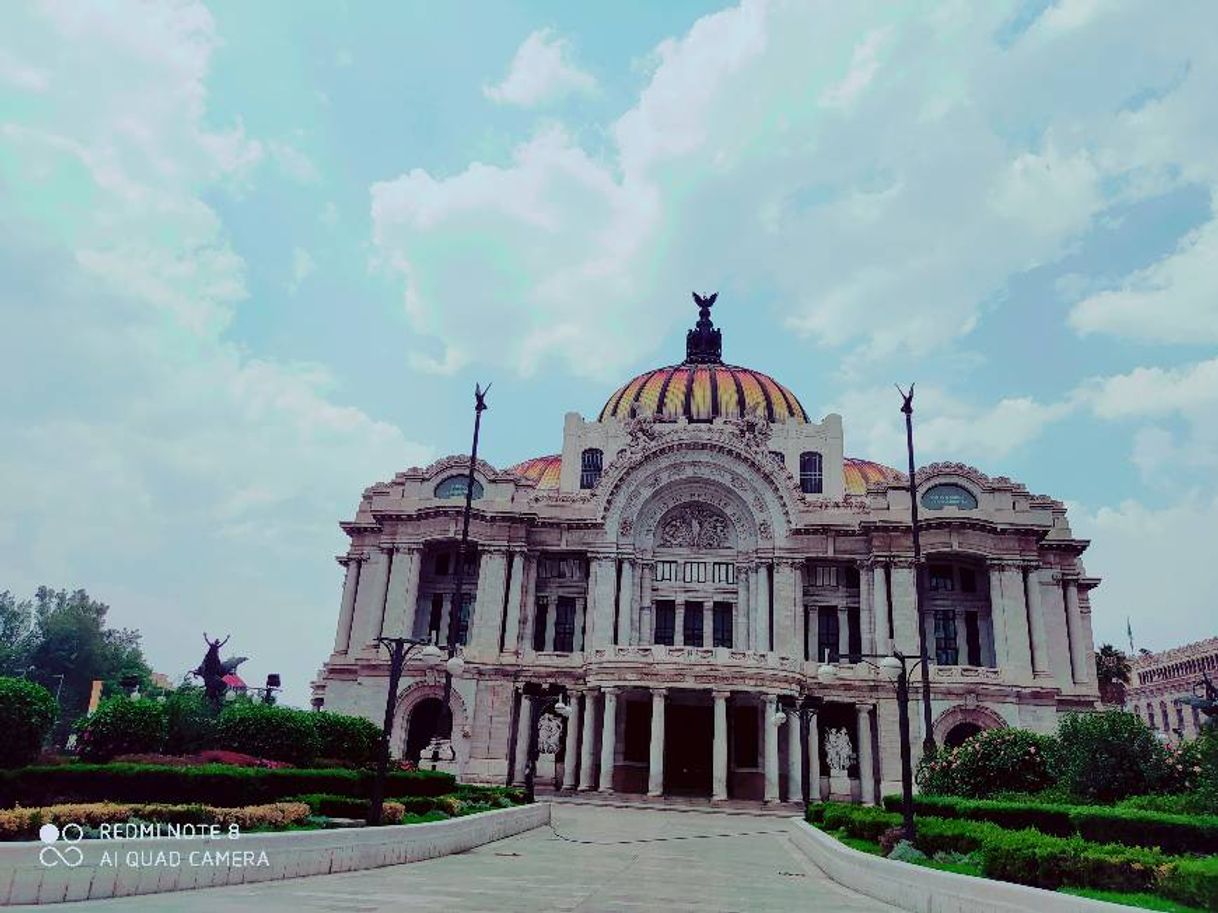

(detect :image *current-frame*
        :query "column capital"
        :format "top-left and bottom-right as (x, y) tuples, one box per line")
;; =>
(854, 701), (876, 714)
(389, 543), (423, 554)
(335, 555), (354, 567)
(711, 689), (731, 700)
(650, 687), (668, 697)
(602, 686), (619, 697)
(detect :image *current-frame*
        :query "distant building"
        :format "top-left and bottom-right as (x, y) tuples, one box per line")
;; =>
(1128, 637), (1218, 743)
(149, 672), (173, 690)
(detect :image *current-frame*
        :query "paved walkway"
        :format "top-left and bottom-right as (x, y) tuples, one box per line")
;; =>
(22, 805), (899, 913)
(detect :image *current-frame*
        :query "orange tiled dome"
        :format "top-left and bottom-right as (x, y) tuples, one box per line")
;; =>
(506, 454), (561, 489)
(598, 364), (810, 424)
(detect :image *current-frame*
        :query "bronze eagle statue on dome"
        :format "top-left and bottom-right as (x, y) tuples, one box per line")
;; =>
(686, 291), (722, 363)
(693, 291), (717, 309)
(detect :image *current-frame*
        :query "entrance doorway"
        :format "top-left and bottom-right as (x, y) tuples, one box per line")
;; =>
(944, 721), (982, 749)
(664, 703), (713, 795)
(404, 697), (443, 762)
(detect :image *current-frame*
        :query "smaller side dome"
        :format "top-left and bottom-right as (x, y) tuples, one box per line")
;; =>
(507, 454), (561, 489)
(843, 458), (904, 495)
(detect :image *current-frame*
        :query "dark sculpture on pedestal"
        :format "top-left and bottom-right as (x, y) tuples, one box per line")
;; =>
(686, 292), (722, 363)
(192, 633), (248, 708)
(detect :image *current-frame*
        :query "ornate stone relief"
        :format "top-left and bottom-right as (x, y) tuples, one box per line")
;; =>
(825, 727), (856, 774)
(658, 505), (731, 548)
(537, 713), (564, 755)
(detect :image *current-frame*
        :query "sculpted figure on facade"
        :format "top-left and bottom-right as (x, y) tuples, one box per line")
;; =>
(825, 727), (856, 774)
(658, 505), (731, 549)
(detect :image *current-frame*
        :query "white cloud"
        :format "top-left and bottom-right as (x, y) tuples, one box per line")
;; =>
(376, 1), (1218, 378)
(0, 49), (48, 90)
(0, 2), (429, 705)
(269, 140), (320, 184)
(289, 246), (316, 291)
(483, 28), (596, 107)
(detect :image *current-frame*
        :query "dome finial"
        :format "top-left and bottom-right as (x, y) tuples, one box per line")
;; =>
(686, 292), (722, 363)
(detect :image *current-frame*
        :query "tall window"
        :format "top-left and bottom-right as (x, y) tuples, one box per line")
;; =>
(579, 448), (603, 489)
(800, 451), (823, 494)
(654, 600), (675, 646)
(683, 561), (708, 583)
(934, 610), (958, 665)
(553, 596), (576, 652)
(929, 565), (955, 591)
(712, 562), (736, 584)
(654, 560), (678, 582)
(817, 607), (839, 663)
(811, 565), (837, 587)
(428, 593), (443, 642)
(455, 593), (474, 645)
(964, 611), (982, 665)
(712, 602), (733, 648)
(847, 606), (862, 663)
(683, 601), (704, 647)
(533, 597), (549, 651)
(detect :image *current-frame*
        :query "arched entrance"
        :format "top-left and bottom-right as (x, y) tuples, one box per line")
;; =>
(944, 722), (982, 749)
(404, 698), (443, 762)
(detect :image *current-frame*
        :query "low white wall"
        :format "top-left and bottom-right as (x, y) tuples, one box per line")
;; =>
(0, 802), (550, 906)
(789, 820), (1137, 913)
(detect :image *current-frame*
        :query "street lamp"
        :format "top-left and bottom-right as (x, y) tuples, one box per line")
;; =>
(898, 383), (937, 758)
(819, 650), (921, 841)
(367, 636), (443, 825)
(520, 683), (571, 804)
(251, 673), (281, 705)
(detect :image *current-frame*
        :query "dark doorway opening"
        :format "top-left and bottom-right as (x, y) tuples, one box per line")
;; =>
(405, 698), (443, 762)
(944, 722), (983, 749)
(664, 702), (713, 795)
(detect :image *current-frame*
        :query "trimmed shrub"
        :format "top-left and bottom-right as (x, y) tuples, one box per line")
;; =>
(310, 712), (381, 766)
(1161, 855), (1218, 911)
(912, 817), (1002, 856)
(76, 698), (167, 762)
(977, 828), (1166, 893)
(916, 728), (1056, 798)
(0, 801), (306, 840)
(821, 802), (901, 841)
(0, 678), (58, 768)
(215, 702), (320, 767)
(0, 762), (456, 808)
(162, 688), (217, 755)
(1056, 711), (1168, 802)
(1119, 793), (1211, 816)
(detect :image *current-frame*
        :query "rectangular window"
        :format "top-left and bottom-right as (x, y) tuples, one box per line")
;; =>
(934, 610), (958, 665)
(654, 560), (678, 582)
(532, 597), (549, 651)
(683, 561), (708, 583)
(456, 593), (474, 645)
(579, 448), (603, 489)
(712, 562), (736, 584)
(812, 565), (838, 587)
(539, 556), (567, 579)
(964, 611), (981, 665)
(435, 553), (450, 576)
(800, 451), (823, 494)
(553, 596), (576, 653)
(817, 607), (840, 663)
(731, 705), (759, 768)
(654, 600), (676, 646)
(847, 606), (862, 663)
(429, 593), (444, 640)
(929, 565), (955, 592)
(959, 568), (977, 594)
(683, 600), (704, 647)
(712, 601), (733, 648)
(843, 566), (860, 589)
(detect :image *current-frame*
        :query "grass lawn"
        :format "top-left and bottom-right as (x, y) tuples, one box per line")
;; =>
(828, 830), (884, 855)
(1058, 887), (1207, 913)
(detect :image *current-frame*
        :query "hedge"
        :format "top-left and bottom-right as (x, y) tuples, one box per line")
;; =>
(0, 802), (310, 840)
(0, 763), (455, 808)
(813, 803), (1218, 908)
(881, 794), (1218, 855)
(289, 793), (438, 819)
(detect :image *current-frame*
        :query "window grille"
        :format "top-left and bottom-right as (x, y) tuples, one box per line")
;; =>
(800, 451), (823, 494)
(579, 448), (603, 489)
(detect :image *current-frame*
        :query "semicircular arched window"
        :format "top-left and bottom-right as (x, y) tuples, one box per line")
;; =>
(921, 483), (978, 510)
(434, 475), (484, 500)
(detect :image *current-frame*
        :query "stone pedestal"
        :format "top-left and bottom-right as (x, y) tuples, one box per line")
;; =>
(829, 769), (851, 802)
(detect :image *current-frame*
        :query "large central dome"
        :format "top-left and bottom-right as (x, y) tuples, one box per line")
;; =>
(598, 292), (810, 424)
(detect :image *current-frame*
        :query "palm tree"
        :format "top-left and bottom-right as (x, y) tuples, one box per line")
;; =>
(1096, 643), (1131, 707)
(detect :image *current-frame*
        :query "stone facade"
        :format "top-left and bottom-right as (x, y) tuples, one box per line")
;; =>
(1128, 637), (1218, 743)
(312, 303), (1101, 804)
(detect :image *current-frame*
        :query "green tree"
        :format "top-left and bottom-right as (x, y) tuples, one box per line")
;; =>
(23, 587), (151, 744)
(0, 591), (37, 676)
(1095, 643), (1132, 706)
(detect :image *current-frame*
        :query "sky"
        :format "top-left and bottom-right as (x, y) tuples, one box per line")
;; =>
(1, 0), (1215, 707)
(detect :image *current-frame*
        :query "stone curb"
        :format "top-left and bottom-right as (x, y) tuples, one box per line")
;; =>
(0, 802), (550, 906)
(788, 820), (1140, 913)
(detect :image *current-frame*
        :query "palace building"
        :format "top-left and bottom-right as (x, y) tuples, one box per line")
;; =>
(1129, 637), (1218, 744)
(311, 297), (1102, 803)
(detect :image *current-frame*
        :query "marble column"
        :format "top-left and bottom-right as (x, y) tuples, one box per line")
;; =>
(616, 559), (634, 646)
(838, 606), (851, 662)
(755, 562), (772, 652)
(519, 553), (539, 652)
(598, 687), (618, 792)
(352, 547), (391, 650)
(637, 562), (654, 646)
(470, 549), (509, 654)
(763, 693), (780, 803)
(1025, 565), (1050, 677)
(512, 686), (531, 786)
(1064, 578), (1088, 684)
(500, 550), (525, 653)
(872, 562), (891, 652)
(562, 691), (583, 790)
(772, 561), (797, 657)
(675, 601), (686, 646)
(382, 546), (421, 639)
(888, 561), (918, 655)
(858, 560), (875, 655)
(786, 709), (803, 805)
(333, 555), (361, 653)
(588, 557), (618, 648)
(712, 690), (729, 801)
(648, 688), (666, 796)
(807, 711), (822, 803)
(578, 689), (599, 791)
(991, 563), (1033, 680)
(856, 703), (875, 805)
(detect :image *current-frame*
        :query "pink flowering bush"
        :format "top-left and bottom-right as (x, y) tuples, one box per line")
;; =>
(917, 728), (1057, 797)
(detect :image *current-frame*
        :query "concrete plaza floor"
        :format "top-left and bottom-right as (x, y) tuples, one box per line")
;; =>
(20, 804), (900, 913)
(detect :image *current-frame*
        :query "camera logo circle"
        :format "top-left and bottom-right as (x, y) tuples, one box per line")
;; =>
(39, 822), (84, 867)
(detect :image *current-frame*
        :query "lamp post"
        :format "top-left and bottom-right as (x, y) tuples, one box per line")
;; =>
(777, 693), (823, 805)
(817, 650), (921, 841)
(439, 383), (489, 742)
(519, 683), (571, 804)
(367, 636), (444, 825)
(250, 673), (281, 705)
(898, 384), (937, 758)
